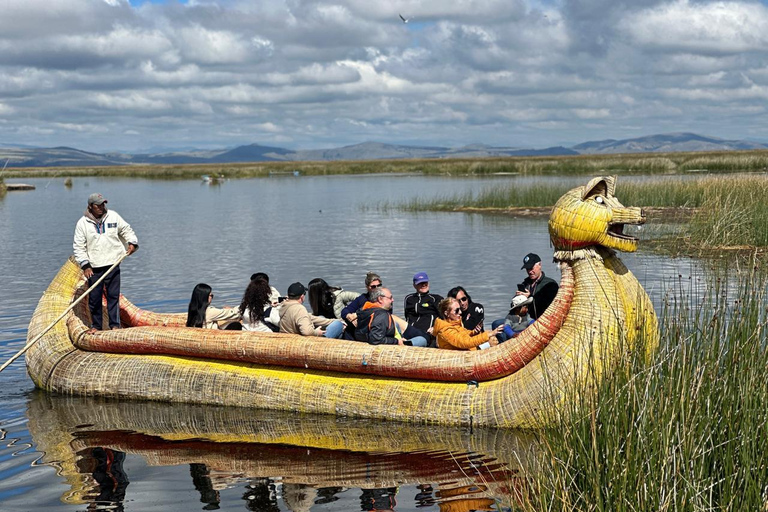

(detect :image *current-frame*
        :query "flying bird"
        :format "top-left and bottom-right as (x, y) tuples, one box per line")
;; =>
(399, 13), (410, 24)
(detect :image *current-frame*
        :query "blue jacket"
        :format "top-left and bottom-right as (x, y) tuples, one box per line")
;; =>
(341, 292), (369, 319)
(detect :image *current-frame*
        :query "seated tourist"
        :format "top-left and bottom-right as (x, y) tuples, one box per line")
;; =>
(404, 272), (443, 342)
(446, 286), (484, 333)
(491, 294), (535, 342)
(355, 288), (428, 346)
(251, 271), (282, 305)
(278, 282), (345, 338)
(340, 272), (382, 328)
(186, 283), (241, 329)
(239, 278), (281, 332)
(308, 278), (359, 319)
(517, 253), (559, 320)
(433, 298), (503, 350)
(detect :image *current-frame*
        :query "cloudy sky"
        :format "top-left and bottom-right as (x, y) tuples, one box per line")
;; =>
(1, 0), (767, 152)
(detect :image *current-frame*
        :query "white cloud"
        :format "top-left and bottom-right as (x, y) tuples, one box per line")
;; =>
(621, 0), (768, 54)
(92, 92), (171, 111)
(175, 26), (253, 64)
(2, 0), (768, 151)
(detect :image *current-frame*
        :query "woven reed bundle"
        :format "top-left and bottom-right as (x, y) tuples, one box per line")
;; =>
(27, 394), (534, 504)
(76, 275), (573, 383)
(25, 176), (658, 428)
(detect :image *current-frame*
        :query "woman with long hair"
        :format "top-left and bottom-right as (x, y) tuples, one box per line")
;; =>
(186, 283), (241, 329)
(307, 278), (358, 319)
(431, 298), (503, 351)
(239, 278), (279, 332)
(446, 286), (485, 333)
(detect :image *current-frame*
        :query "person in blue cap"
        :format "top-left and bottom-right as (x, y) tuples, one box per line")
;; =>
(403, 272), (443, 344)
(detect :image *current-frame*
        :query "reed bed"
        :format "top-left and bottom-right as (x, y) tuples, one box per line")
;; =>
(2, 149), (768, 179)
(521, 265), (768, 512)
(394, 175), (768, 250)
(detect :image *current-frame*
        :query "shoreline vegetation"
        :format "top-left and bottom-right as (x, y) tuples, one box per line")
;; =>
(390, 174), (768, 254)
(520, 266), (768, 512)
(2, 148), (768, 179)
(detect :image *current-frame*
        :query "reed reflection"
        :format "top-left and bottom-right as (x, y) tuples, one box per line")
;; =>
(27, 392), (538, 511)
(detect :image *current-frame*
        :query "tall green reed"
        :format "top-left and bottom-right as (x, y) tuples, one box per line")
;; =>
(525, 265), (768, 511)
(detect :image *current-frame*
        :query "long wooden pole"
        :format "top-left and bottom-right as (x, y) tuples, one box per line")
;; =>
(0, 252), (129, 374)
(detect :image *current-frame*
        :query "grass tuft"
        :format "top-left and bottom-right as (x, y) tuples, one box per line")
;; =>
(521, 266), (768, 512)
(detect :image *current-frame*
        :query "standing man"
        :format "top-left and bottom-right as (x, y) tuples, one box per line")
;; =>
(517, 253), (559, 320)
(73, 193), (138, 331)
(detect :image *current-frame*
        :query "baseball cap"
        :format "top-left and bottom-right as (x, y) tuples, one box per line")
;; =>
(521, 253), (541, 270)
(413, 272), (429, 285)
(88, 193), (107, 206)
(287, 282), (306, 298)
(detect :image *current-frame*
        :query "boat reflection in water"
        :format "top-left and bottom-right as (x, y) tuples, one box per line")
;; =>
(27, 393), (540, 511)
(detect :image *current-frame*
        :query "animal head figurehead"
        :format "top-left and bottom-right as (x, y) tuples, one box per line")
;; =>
(548, 176), (645, 253)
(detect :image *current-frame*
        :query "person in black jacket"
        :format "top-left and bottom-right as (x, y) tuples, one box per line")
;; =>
(356, 288), (428, 346)
(403, 272), (443, 341)
(517, 253), (559, 320)
(446, 286), (484, 333)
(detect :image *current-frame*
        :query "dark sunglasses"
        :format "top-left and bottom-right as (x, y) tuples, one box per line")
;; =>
(458, 296), (469, 302)
(453, 307), (461, 314)
(369, 283), (382, 289)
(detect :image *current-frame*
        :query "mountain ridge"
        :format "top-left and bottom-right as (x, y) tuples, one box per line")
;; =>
(1, 132), (766, 168)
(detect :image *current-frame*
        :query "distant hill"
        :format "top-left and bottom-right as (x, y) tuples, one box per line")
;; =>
(1, 132), (765, 168)
(573, 132), (768, 154)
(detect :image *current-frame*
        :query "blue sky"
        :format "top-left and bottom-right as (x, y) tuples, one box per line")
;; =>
(2, 0), (768, 152)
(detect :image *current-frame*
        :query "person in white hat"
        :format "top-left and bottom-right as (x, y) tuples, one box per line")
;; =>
(73, 193), (138, 331)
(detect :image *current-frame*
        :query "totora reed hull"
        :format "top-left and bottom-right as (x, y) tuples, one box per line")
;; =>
(25, 176), (658, 428)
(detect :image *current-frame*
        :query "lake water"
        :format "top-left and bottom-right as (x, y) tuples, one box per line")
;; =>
(0, 174), (703, 511)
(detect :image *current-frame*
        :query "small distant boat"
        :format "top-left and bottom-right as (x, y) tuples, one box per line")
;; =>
(201, 174), (225, 184)
(268, 170), (301, 177)
(5, 183), (36, 191)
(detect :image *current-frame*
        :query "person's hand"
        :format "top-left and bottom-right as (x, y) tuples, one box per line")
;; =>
(489, 325), (504, 341)
(471, 324), (483, 334)
(346, 313), (358, 327)
(83, 268), (94, 279)
(315, 326), (326, 336)
(127, 243), (138, 255)
(427, 327), (434, 335)
(516, 290), (530, 297)
(397, 338), (404, 345)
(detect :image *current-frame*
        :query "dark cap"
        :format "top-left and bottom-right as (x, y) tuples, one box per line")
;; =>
(88, 193), (107, 206)
(521, 253), (541, 270)
(287, 282), (306, 298)
(413, 272), (429, 284)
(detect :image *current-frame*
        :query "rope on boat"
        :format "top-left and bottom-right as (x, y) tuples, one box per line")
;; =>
(0, 252), (129, 374)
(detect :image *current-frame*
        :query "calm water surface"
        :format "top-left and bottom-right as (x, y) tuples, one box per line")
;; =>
(0, 174), (703, 511)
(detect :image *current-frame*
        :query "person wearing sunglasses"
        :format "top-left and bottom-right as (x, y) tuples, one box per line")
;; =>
(186, 283), (242, 329)
(446, 286), (484, 334)
(340, 272), (383, 332)
(432, 298), (503, 351)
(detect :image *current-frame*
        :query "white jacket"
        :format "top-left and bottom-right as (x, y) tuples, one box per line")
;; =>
(73, 209), (138, 269)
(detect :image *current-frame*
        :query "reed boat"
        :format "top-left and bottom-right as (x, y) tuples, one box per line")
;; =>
(25, 176), (658, 428)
